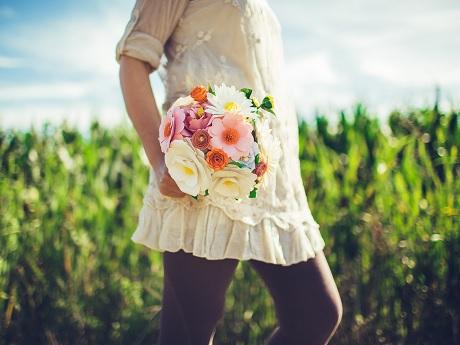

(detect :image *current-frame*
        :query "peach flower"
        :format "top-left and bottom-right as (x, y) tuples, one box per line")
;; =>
(191, 129), (211, 150)
(190, 85), (208, 103)
(206, 148), (229, 170)
(158, 107), (185, 153)
(208, 113), (254, 160)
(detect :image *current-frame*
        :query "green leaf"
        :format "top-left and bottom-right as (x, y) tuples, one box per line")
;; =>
(191, 194), (198, 200)
(207, 84), (215, 95)
(255, 153), (260, 165)
(260, 96), (276, 116)
(249, 187), (258, 198)
(204, 189), (209, 196)
(261, 96), (273, 109)
(240, 88), (252, 99)
(228, 160), (245, 168)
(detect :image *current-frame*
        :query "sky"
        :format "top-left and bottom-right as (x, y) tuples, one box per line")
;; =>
(0, 0), (459, 130)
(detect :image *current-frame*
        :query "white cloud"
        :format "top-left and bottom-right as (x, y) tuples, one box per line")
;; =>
(286, 53), (340, 86)
(0, 82), (90, 101)
(360, 52), (460, 86)
(269, 0), (460, 117)
(0, 12), (126, 77)
(284, 52), (355, 118)
(0, 56), (23, 69)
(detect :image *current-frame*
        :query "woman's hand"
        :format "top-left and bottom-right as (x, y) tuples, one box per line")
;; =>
(154, 160), (186, 198)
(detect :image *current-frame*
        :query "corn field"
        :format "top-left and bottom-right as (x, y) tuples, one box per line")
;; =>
(1, 102), (459, 345)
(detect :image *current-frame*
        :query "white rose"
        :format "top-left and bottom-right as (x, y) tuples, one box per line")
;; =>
(164, 139), (212, 196)
(209, 165), (257, 199)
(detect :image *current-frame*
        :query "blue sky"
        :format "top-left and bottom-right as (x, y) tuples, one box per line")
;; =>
(1, 0), (459, 130)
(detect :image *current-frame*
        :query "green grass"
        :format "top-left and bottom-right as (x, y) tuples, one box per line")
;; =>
(1, 102), (459, 345)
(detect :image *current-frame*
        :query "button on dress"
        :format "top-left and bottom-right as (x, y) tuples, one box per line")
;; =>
(115, 0), (326, 266)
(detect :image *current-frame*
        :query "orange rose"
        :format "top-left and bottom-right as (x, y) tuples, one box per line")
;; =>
(190, 85), (208, 103)
(206, 148), (229, 170)
(191, 129), (211, 150)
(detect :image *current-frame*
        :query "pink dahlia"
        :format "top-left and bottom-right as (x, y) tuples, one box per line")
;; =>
(158, 107), (186, 153)
(208, 113), (254, 160)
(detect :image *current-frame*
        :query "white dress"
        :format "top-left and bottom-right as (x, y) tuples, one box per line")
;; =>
(115, 0), (326, 266)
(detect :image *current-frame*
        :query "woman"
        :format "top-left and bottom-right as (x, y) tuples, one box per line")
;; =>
(116, 0), (343, 344)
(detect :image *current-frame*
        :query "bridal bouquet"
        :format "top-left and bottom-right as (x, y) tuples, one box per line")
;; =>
(158, 83), (280, 200)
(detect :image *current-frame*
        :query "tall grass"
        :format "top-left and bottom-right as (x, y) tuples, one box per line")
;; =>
(1, 103), (459, 345)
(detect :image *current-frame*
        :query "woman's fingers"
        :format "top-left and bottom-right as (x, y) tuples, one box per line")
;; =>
(159, 173), (186, 198)
(159, 184), (184, 198)
(164, 174), (186, 197)
(159, 183), (184, 197)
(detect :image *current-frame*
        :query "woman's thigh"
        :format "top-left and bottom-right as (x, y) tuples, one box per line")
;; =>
(158, 249), (240, 345)
(248, 250), (343, 344)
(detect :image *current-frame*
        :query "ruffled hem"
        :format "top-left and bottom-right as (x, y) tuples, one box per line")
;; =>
(131, 184), (326, 266)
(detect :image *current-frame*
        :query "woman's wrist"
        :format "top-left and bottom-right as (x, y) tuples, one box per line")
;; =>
(152, 158), (166, 182)
(140, 138), (165, 181)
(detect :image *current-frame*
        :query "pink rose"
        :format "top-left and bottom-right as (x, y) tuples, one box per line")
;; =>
(182, 103), (215, 137)
(158, 107), (186, 153)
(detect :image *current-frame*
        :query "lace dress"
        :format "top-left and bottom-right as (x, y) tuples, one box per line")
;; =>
(115, 0), (326, 265)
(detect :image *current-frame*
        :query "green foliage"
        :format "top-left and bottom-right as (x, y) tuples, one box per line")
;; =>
(207, 83), (215, 95)
(240, 87), (253, 99)
(260, 96), (275, 115)
(0, 103), (459, 345)
(228, 160), (246, 168)
(297, 103), (460, 345)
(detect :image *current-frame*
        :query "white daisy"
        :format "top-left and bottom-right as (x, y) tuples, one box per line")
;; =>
(207, 83), (256, 118)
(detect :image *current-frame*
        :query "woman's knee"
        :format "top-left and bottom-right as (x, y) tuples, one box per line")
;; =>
(278, 292), (343, 344)
(195, 294), (226, 325)
(323, 293), (343, 335)
(161, 250), (238, 343)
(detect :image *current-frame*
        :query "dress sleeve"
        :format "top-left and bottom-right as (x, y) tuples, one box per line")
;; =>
(115, 0), (189, 73)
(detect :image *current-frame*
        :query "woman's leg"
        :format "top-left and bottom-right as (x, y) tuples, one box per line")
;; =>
(157, 249), (239, 345)
(249, 250), (343, 345)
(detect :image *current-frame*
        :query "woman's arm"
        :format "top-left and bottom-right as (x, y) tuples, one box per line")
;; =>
(118, 55), (185, 197)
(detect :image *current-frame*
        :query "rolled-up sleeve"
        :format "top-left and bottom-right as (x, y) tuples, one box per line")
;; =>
(115, 0), (189, 73)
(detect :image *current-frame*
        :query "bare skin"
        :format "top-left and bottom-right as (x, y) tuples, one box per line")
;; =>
(118, 55), (185, 198)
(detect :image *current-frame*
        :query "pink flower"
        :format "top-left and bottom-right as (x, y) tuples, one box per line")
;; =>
(182, 103), (215, 137)
(208, 113), (254, 160)
(158, 107), (186, 153)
